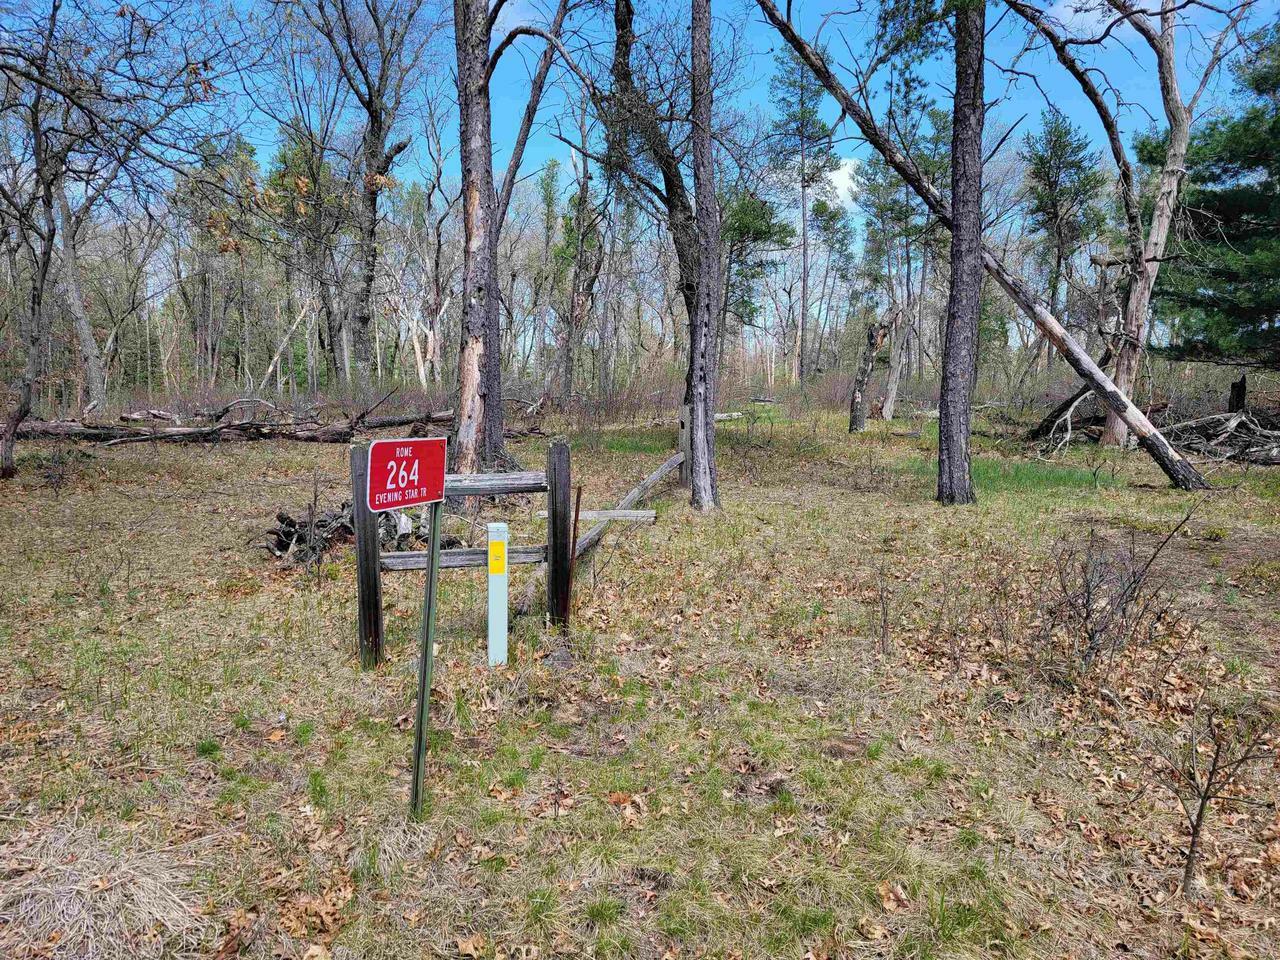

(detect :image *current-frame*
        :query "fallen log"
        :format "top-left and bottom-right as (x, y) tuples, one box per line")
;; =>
(360, 410), (453, 430)
(575, 452), (683, 558)
(17, 409), (460, 446)
(649, 411), (743, 426)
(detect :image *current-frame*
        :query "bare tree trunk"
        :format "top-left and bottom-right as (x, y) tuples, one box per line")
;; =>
(798, 172), (809, 382)
(689, 0), (720, 510)
(2, 291), (44, 479)
(452, 0), (497, 474)
(937, 0), (984, 506)
(55, 187), (107, 412)
(849, 314), (890, 432)
(348, 147), (380, 384)
(880, 318), (907, 421)
(753, 0), (1208, 490)
(1103, 103), (1189, 445)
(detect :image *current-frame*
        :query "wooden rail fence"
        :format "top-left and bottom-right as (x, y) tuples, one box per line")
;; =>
(352, 438), (685, 667)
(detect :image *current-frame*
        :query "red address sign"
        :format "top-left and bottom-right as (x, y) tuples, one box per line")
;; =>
(366, 437), (447, 512)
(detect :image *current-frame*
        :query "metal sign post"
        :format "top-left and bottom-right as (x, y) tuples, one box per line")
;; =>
(361, 437), (448, 819)
(487, 522), (509, 667)
(409, 498), (442, 818)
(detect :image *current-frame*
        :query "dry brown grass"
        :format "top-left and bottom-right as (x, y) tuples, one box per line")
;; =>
(0, 415), (1277, 959)
(0, 822), (212, 959)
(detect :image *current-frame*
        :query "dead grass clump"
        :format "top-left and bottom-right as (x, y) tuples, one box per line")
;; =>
(0, 823), (212, 959)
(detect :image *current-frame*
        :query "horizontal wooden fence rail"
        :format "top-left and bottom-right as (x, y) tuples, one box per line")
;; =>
(575, 452), (684, 558)
(443, 471), (548, 497)
(382, 544), (549, 572)
(354, 441), (572, 667)
(535, 509), (656, 522)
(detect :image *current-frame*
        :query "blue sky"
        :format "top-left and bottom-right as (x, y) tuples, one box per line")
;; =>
(233, 0), (1277, 203)
(472, 0), (1280, 205)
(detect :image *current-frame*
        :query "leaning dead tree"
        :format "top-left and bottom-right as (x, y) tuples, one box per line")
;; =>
(754, 0), (1208, 490)
(1003, 0), (1257, 447)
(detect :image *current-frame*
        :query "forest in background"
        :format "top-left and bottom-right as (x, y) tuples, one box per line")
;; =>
(1, 0), (1278, 494)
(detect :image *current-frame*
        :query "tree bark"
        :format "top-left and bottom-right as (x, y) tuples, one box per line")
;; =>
(937, 0), (985, 506)
(880, 316), (907, 421)
(689, 0), (720, 510)
(452, 0), (498, 474)
(798, 173), (809, 382)
(2, 279), (46, 479)
(56, 186), (107, 412)
(849, 314), (891, 432)
(351, 140), (381, 383)
(753, 0), (1208, 490)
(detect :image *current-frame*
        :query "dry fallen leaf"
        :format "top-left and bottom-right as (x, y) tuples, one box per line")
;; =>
(878, 879), (909, 913)
(457, 932), (487, 958)
(857, 916), (889, 940)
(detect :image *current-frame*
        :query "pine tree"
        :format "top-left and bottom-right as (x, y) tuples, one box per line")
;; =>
(768, 49), (841, 381)
(1154, 26), (1280, 369)
(1019, 109), (1106, 351)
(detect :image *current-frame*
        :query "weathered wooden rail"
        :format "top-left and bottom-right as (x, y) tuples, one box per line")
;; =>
(352, 441), (574, 667)
(352, 437), (688, 667)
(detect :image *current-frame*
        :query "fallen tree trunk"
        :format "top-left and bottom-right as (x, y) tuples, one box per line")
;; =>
(18, 409), (461, 446)
(575, 451), (683, 558)
(1026, 348), (1114, 440)
(753, 0), (1208, 491)
(650, 411), (743, 426)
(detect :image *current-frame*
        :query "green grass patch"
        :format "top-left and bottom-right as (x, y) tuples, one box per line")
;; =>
(905, 455), (1120, 493)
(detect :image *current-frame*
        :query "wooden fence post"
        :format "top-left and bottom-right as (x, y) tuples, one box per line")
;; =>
(546, 440), (571, 628)
(350, 443), (384, 668)
(678, 403), (691, 487)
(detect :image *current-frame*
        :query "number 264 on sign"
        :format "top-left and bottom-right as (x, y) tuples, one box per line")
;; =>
(366, 437), (447, 512)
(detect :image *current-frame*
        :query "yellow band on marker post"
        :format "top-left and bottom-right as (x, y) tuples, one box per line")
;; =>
(488, 539), (507, 576)
(487, 523), (508, 667)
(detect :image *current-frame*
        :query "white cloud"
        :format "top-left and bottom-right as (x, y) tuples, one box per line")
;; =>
(827, 158), (859, 207)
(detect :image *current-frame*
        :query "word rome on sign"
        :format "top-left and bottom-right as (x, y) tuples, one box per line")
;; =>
(366, 438), (447, 513)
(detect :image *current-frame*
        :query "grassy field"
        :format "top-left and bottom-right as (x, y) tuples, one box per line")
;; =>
(1, 413), (1277, 960)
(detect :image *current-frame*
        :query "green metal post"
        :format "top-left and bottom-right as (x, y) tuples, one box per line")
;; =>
(409, 499), (443, 818)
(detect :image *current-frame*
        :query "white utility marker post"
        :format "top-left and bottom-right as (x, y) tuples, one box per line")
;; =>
(487, 522), (509, 666)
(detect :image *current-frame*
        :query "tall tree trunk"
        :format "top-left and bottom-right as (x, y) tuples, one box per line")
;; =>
(352, 135), (382, 384)
(937, 0), (985, 505)
(689, 0), (720, 510)
(452, 0), (498, 474)
(1102, 106), (1189, 445)
(3, 205), (54, 480)
(798, 173), (809, 382)
(880, 315), (907, 420)
(2, 287), (44, 479)
(55, 188), (107, 412)
(849, 314), (890, 432)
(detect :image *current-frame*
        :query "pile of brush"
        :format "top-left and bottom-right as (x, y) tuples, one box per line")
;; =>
(262, 503), (440, 565)
(1165, 410), (1280, 465)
